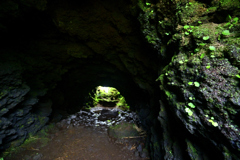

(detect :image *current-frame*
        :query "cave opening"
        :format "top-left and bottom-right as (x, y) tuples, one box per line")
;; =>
(88, 85), (130, 109)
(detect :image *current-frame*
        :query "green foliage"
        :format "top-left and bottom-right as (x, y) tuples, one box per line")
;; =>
(208, 119), (218, 127)
(233, 17), (239, 23)
(194, 82), (200, 87)
(165, 90), (173, 98)
(146, 2), (151, 5)
(225, 15), (239, 29)
(200, 53), (205, 59)
(203, 36), (209, 40)
(188, 102), (195, 108)
(236, 74), (240, 78)
(184, 25), (190, 29)
(222, 30), (230, 36)
(206, 65), (211, 69)
(189, 97), (195, 100)
(199, 42), (206, 46)
(194, 48), (200, 52)
(185, 107), (193, 116)
(209, 46), (216, 51)
(185, 32), (189, 35)
(188, 82), (193, 85)
(0, 157), (3, 160)
(198, 21), (202, 24)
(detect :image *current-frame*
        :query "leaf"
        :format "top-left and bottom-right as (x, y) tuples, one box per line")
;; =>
(185, 108), (193, 116)
(188, 82), (193, 85)
(206, 66), (211, 69)
(194, 48), (200, 52)
(194, 82), (200, 87)
(228, 15), (232, 20)
(184, 25), (190, 29)
(188, 102), (195, 108)
(146, 3), (151, 5)
(209, 46), (215, 51)
(233, 17), (239, 21)
(203, 36), (209, 40)
(198, 21), (202, 24)
(185, 32), (189, 35)
(233, 17), (239, 24)
(222, 30), (230, 36)
(200, 53), (205, 59)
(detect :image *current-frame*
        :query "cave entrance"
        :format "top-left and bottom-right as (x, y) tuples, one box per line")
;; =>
(89, 85), (130, 110)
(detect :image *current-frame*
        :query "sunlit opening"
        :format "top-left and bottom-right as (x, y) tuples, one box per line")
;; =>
(100, 86), (110, 93)
(86, 85), (130, 110)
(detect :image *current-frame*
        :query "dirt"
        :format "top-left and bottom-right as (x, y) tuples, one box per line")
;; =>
(4, 108), (149, 160)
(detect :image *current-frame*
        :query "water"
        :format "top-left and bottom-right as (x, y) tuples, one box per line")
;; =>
(4, 107), (149, 160)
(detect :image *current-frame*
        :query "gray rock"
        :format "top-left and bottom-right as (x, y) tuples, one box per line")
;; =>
(134, 151), (139, 157)
(140, 149), (149, 158)
(33, 153), (43, 160)
(98, 109), (118, 121)
(137, 144), (143, 152)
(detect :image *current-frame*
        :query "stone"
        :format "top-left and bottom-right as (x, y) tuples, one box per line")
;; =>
(140, 149), (149, 158)
(33, 153), (43, 160)
(137, 144), (143, 152)
(108, 122), (140, 139)
(134, 151), (139, 157)
(98, 109), (118, 121)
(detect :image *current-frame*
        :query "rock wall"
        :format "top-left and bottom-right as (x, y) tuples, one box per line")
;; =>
(139, 0), (240, 159)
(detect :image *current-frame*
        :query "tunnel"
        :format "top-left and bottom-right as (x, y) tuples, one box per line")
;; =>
(1, 0), (240, 159)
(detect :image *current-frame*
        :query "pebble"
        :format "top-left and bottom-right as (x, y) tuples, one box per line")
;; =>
(137, 144), (143, 152)
(33, 153), (43, 160)
(134, 151), (139, 157)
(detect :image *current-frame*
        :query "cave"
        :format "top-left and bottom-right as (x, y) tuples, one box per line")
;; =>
(1, 0), (240, 159)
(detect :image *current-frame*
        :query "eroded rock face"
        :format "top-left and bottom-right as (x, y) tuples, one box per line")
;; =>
(146, 0), (240, 159)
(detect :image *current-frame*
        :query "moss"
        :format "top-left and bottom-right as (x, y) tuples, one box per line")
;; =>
(3, 124), (54, 158)
(186, 140), (199, 160)
(165, 90), (173, 99)
(220, 0), (240, 9)
(0, 90), (8, 99)
(179, 1), (208, 24)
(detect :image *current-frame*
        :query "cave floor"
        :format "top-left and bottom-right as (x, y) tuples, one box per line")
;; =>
(4, 108), (148, 160)
(9, 126), (146, 160)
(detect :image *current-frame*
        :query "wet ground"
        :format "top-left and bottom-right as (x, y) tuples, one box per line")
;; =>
(4, 106), (149, 160)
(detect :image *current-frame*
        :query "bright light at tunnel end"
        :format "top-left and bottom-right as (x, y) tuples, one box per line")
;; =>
(99, 86), (110, 93)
